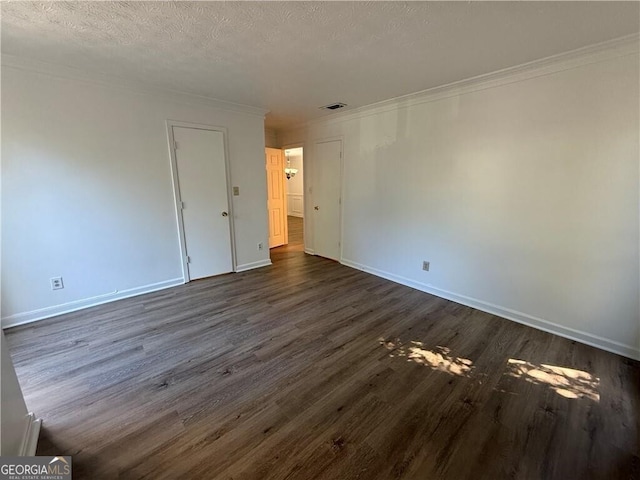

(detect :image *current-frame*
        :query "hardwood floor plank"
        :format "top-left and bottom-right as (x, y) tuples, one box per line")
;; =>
(4, 248), (638, 479)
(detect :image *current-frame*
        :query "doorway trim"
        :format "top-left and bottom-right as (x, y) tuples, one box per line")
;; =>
(281, 142), (307, 253)
(166, 119), (237, 282)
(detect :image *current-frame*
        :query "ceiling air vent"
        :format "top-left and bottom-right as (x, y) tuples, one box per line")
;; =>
(320, 102), (347, 111)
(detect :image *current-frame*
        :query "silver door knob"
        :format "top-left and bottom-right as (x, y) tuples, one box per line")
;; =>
(314, 206), (319, 211)
(222, 211), (228, 217)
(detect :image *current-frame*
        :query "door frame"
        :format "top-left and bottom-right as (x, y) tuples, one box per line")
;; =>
(281, 142), (307, 252)
(166, 119), (237, 282)
(311, 136), (344, 261)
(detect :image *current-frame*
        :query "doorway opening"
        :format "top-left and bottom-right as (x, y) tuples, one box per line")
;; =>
(266, 146), (304, 255)
(283, 147), (304, 251)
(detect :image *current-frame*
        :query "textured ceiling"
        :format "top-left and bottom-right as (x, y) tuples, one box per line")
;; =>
(2, 1), (639, 130)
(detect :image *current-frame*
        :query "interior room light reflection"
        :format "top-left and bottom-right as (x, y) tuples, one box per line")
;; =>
(380, 339), (474, 377)
(506, 359), (600, 401)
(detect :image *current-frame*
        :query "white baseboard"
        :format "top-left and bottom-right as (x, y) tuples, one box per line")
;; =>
(288, 213), (304, 218)
(2, 278), (185, 329)
(304, 248), (315, 255)
(235, 259), (272, 273)
(19, 413), (42, 456)
(340, 258), (640, 361)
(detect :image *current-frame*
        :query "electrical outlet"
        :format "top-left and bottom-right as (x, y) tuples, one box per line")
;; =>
(51, 276), (64, 290)
(233, 186), (240, 196)
(258, 242), (264, 251)
(422, 261), (430, 272)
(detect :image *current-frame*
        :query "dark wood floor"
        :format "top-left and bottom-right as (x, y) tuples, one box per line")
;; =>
(283, 215), (303, 252)
(5, 248), (639, 479)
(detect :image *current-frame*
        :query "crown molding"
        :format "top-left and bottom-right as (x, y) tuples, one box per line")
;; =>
(294, 33), (640, 131)
(1, 54), (269, 118)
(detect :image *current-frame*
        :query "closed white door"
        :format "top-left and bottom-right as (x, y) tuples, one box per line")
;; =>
(173, 126), (233, 280)
(313, 140), (342, 261)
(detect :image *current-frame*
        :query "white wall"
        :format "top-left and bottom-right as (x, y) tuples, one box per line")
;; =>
(281, 48), (640, 359)
(264, 128), (278, 148)
(1, 61), (270, 326)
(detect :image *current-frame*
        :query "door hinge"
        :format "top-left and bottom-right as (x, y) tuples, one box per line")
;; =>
(186, 255), (191, 264)
(180, 201), (185, 209)
(174, 141), (179, 150)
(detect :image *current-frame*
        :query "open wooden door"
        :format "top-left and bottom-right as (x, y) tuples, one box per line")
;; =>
(266, 148), (288, 248)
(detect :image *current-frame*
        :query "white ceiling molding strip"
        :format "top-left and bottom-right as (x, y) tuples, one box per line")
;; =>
(0, 54), (270, 118)
(298, 33), (640, 130)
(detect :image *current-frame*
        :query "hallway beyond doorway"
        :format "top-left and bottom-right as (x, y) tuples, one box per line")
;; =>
(270, 215), (304, 262)
(286, 216), (303, 250)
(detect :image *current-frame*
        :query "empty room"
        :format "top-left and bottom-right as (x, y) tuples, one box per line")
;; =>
(1, 2), (638, 479)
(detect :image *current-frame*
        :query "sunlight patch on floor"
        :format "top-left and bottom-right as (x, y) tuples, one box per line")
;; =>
(380, 339), (474, 377)
(506, 359), (600, 401)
